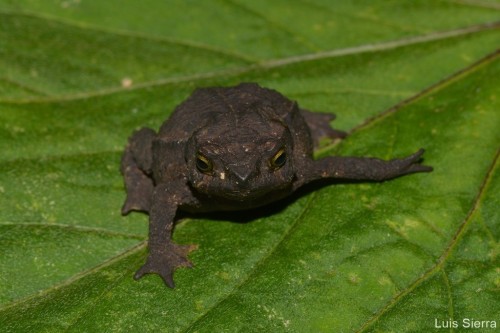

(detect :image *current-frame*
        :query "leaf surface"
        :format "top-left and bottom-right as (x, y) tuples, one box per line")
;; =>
(0, 1), (499, 332)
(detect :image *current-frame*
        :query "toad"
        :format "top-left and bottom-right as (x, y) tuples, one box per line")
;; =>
(121, 83), (432, 288)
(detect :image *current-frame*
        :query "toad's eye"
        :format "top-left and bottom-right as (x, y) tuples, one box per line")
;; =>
(270, 147), (286, 169)
(196, 153), (213, 173)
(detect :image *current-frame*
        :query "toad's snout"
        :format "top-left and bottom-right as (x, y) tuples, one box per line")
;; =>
(227, 163), (258, 184)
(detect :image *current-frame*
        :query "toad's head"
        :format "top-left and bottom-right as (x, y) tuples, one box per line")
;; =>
(185, 117), (295, 204)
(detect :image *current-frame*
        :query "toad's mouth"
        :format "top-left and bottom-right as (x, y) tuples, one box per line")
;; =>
(217, 187), (270, 201)
(191, 178), (294, 206)
(213, 181), (294, 203)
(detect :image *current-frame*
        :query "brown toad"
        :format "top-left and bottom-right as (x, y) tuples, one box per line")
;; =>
(121, 82), (432, 288)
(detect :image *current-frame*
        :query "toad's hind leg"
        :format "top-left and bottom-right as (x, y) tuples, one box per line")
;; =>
(300, 109), (347, 148)
(120, 128), (156, 215)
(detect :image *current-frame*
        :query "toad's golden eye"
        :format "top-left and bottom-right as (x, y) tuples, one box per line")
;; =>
(270, 147), (286, 169)
(196, 153), (213, 173)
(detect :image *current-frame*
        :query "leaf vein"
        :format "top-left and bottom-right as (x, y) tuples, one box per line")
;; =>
(314, 48), (500, 157)
(0, 241), (146, 312)
(355, 147), (500, 332)
(63, 250), (145, 332)
(0, 221), (144, 240)
(440, 269), (455, 326)
(447, 0), (500, 10)
(1, 21), (498, 105)
(220, 0), (320, 51)
(0, 10), (257, 63)
(0, 77), (50, 96)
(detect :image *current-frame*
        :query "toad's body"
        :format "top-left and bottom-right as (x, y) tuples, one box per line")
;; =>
(121, 83), (431, 288)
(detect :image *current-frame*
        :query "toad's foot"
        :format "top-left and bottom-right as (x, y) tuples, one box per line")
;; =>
(134, 243), (198, 288)
(121, 189), (152, 215)
(391, 149), (433, 176)
(300, 110), (347, 147)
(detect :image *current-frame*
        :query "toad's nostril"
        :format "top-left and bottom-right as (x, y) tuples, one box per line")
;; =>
(228, 164), (254, 183)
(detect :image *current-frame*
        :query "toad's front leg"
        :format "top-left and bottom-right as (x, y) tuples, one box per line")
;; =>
(296, 149), (432, 187)
(134, 182), (198, 288)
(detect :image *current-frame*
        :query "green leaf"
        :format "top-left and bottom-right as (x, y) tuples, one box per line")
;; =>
(1, 1), (499, 332)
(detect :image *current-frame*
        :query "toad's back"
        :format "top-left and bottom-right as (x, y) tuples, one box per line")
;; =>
(158, 83), (296, 142)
